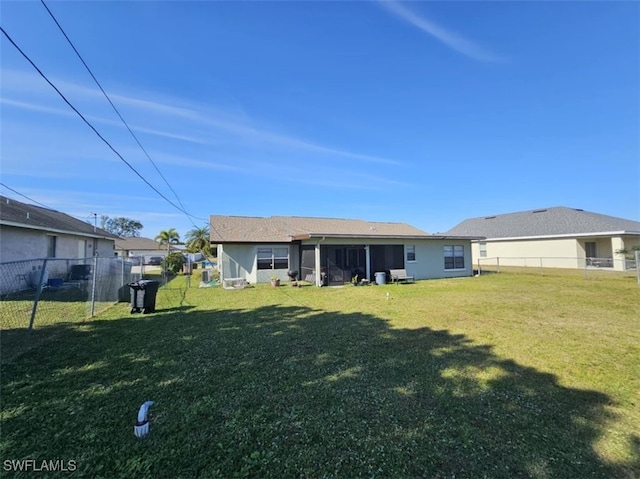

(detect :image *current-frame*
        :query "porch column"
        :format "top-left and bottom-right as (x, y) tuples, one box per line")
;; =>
(365, 245), (371, 281)
(611, 236), (625, 271)
(315, 242), (322, 286)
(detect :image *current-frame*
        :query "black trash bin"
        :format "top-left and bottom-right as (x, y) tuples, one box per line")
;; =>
(129, 280), (159, 314)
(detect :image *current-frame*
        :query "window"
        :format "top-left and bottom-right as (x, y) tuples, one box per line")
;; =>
(47, 235), (57, 258)
(406, 245), (416, 262)
(257, 247), (289, 270)
(274, 248), (289, 269)
(479, 242), (487, 258)
(585, 242), (597, 258)
(444, 245), (465, 270)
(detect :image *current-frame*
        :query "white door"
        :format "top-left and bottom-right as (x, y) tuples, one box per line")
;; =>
(78, 240), (87, 259)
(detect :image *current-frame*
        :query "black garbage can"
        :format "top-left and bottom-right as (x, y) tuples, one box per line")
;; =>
(129, 280), (159, 314)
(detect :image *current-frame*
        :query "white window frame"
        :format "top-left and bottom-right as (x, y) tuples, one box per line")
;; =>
(257, 246), (289, 270)
(444, 245), (465, 270)
(406, 245), (416, 262)
(479, 242), (487, 258)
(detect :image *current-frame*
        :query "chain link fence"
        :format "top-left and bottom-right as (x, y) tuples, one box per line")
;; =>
(477, 256), (639, 280)
(0, 257), (147, 331)
(0, 255), (221, 359)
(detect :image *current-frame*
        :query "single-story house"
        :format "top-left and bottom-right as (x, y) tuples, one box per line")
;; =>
(0, 195), (118, 262)
(114, 237), (181, 262)
(446, 206), (640, 271)
(210, 215), (478, 286)
(0, 195), (119, 293)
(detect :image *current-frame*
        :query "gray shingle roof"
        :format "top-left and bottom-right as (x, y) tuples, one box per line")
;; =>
(446, 207), (640, 239)
(0, 195), (118, 239)
(210, 215), (433, 243)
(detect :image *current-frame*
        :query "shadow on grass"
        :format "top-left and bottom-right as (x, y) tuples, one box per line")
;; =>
(1, 305), (637, 478)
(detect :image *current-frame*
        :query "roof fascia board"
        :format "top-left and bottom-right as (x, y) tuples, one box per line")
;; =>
(0, 220), (116, 240)
(476, 231), (640, 242)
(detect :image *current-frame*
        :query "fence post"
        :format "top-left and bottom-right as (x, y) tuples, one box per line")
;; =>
(90, 256), (98, 318)
(540, 257), (544, 276)
(497, 257), (500, 273)
(584, 257), (588, 279)
(27, 258), (48, 334)
(636, 251), (640, 285)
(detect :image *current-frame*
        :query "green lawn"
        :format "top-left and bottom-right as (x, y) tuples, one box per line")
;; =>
(1, 273), (639, 478)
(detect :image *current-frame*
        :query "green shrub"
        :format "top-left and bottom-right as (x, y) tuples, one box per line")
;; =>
(164, 252), (186, 274)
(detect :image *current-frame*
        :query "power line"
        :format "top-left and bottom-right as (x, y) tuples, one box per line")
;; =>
(0, 183), (51, 209)
(39, 0), (202, 227)
(0, 182), (98, 223)
(1, 26), (201, 222)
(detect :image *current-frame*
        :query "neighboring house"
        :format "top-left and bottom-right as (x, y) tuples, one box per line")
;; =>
(0, 195), (118, 262)
(446, 206), (640, 271)
(210, 215), (478, 286)
(114, 237), (179, 262)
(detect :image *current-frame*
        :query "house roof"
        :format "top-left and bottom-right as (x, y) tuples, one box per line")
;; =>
(210, 215), (477, 243)
(0, 195), (118, 240)
(446, 207), (640, 240)
(114, 237), (166, 251)
(210, 215), (430, 243)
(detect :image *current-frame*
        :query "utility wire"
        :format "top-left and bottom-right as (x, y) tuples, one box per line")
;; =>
(0, 182), (99, 223)
(1, 26), (197, 220)
(39, 0), (203, 226)
(0, 183), (52, 209)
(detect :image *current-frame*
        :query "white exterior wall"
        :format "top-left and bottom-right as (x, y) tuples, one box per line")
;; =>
(301, 238), (474, 282)
(219, 239), (474, 284)
(0, 226), (43, 261)
(0, 225), (115, 262)
(219, 243), (299, 284)
(218, 244), (257, 283)
(411, 240), (473, 279)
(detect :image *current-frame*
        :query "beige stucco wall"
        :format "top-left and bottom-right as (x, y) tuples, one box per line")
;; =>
(473, 235), (637, 271)
(473, 238), (580, 268)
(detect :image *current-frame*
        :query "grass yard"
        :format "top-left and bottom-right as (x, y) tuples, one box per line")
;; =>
(1, 272), (639, 478)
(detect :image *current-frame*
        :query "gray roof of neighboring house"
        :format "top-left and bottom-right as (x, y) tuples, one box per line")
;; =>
(114, 237), (166, 251)
(210, 215), (444, 243)
(0, 195), (118, 240)
(446, 207), (640, 239)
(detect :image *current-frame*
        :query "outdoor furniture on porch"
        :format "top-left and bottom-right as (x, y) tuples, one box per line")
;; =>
(390, 269), (415, 284)
(68, 264), (91, 280)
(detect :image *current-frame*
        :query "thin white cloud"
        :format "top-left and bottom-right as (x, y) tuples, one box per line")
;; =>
(378, 1), (506, 63)
(2, 68), (401, 165)
(0, 98), (75, 117)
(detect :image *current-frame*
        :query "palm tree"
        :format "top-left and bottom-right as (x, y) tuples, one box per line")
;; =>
(184, 225), (212, 256)
(154, 228), (180, 252)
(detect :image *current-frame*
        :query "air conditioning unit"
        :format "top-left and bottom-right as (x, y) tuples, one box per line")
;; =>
(201, 270), (211, 282)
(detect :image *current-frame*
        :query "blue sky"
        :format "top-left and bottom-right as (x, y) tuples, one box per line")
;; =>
(1, 1), (638, 240)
